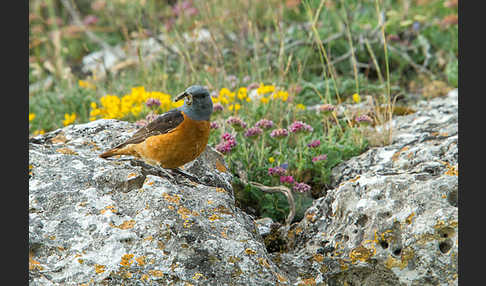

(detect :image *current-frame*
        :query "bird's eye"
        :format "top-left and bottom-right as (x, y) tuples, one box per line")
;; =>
(186, 94), (193, 105)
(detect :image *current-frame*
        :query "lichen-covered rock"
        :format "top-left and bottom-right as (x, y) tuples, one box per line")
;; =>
(29, 119), (288, 285)
(273, 89), (458, 285)
(29, 89), (458, 285)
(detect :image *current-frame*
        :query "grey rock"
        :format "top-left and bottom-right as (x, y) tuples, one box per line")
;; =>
(29, 119), (287, 285)
(29, 89), (458, 285)
(275, 89), (458, 285)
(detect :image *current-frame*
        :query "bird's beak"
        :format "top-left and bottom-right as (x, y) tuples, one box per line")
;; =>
(174, 91), (188, 102)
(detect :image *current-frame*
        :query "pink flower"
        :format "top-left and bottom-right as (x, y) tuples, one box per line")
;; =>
(280, 176), (294, 184)
(288, 121), (313, 133)
(244, 127), (263, 138)
(247, 82), (260, 90)
(355, 114), (373, 126)
(268, 166), (287, 176)
(216, 135), (237, 154)
(307, 139), (321, 148)
(312, 154), (328, 162)
(145, 98), (161, 108)
(210, 122), (220, 129)
(213, 103), (223, 112)
(293, 182), (311, 193)
(270, 128), (289, 138)
(255, 119), (274, 129)
(226, 116), (247, 130)
(222, 133), (235, 141)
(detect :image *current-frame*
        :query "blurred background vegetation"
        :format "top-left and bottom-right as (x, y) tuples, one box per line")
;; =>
(29, 0), (458, 222)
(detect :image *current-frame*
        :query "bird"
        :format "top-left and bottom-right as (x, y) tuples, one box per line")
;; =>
(99, 85), (213, 179)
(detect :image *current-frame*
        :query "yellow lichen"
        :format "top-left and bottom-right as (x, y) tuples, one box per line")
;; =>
(405, 212), (415, 225)
(192, 272), (204, 280)
(349, 245), (374, 263)
(258, 257), (271, 268)
(208, 214), (222, 221)
(177, 207), (193, 220)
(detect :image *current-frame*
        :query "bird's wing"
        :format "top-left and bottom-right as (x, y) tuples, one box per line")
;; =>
(113, 109), (185, 149)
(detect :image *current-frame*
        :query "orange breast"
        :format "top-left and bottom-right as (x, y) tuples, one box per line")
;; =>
(134, 112), (210, 168)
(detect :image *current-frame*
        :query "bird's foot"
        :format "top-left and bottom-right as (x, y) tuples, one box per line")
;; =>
(168, 168), (202, 185)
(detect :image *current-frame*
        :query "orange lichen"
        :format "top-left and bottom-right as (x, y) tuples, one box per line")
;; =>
(135, 256), (146, 266)
(245, 248), (256, 255)
(56, 147), (78, 155)
(29, 251), (44, 271)
(120, 254), (134, 267)
(306, 211), (317, 222)
(94, 264), (106, 274)
(50, 133), (68, 144)
(111, 219), (135, 229)
(299, 277), (316, 285)
(100, 205), (117, 214)
(213, 205), (233, 215)
(163, 193), (181, 205)
(215, 187), (226, 193)
(440, 161), (458, 176)
(149, 270), (164, 277)
(127, 172), (138, 179)
(177, 207), (192, 219)
(313, 254), (324, 263)
(392, 146), (410, 162)
(276, 273), (288, 282)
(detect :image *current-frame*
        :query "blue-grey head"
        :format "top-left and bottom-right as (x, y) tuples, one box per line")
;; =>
(174, 85), (213, 121)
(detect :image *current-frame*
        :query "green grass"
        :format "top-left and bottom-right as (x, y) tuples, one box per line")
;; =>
(29, 0), (457, 223)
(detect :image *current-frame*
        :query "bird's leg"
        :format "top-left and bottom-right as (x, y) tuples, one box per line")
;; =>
(168, 168), (202, 184)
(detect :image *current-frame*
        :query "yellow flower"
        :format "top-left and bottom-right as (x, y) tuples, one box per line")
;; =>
(268, 157), (275, 163)
(78, 80), (96, 90)
(352, 93), (361, 103)
(260, 97), (269, 104)
(29, 113), (36, 121)
(228, 104), (241, 112)
(63, 113), (76, 126)
(33, 129), (45, 136)
(219, 88), (232, 98)
(296, 104), (306, 110)
(237, 87), (247, 101)
(246, 97), (251, 102)
(257, 83), (275, 95)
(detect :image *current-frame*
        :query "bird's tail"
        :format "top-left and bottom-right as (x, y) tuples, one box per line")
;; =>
(99, 145), (137, 158)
